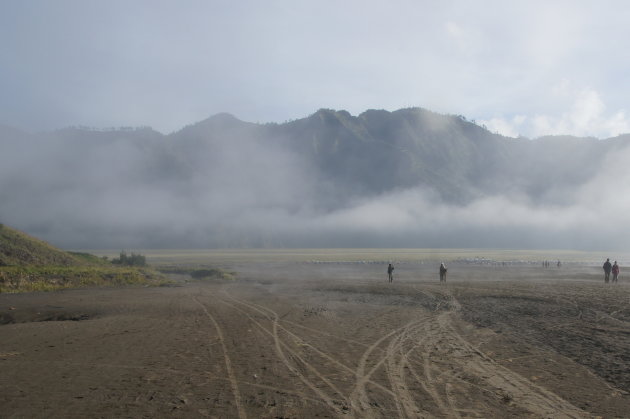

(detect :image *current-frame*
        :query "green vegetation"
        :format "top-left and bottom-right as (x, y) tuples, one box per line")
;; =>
(111, 251), (147, 266)
(0, 224), (85, 266)
(0, 224), (166, 293)
(67, 251), (110, 264)
(0, 265), (162, 293)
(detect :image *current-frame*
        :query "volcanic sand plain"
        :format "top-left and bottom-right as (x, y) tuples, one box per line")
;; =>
(2, 251), (630, 418)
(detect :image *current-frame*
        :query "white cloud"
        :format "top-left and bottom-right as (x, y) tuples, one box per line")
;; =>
(480, 84), (630, 139)
(481, 116), (526, 138)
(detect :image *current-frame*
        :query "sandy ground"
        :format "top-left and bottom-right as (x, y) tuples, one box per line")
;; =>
(2, 261), (630, 418)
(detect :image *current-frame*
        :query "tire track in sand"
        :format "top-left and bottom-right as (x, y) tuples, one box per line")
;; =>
(420, 289), (589, 418)
(220, 288), (434, 417)
(215, 290), (349, 415)
(384, 321), (435, 418)
(379, 315), (459, 419)
(348, 316), (435, 419)
(192, 296), (247, 419)
(222, 292), (390, 391)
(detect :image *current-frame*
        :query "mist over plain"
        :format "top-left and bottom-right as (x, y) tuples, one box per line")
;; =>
(1, 108), (629, 251)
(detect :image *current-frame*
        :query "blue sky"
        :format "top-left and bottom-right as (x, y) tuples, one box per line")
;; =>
(2, 0), (630, 138)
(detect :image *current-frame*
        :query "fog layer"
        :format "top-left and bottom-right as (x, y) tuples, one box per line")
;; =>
(1, 108), (629, 250)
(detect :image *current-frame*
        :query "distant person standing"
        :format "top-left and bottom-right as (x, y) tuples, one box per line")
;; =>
(387, 263), (394, 283)
(603, 258), (612, 283)
(439, 262), (447, 282)
(612, 261), (620, 283)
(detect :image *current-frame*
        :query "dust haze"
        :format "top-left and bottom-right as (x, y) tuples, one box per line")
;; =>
(0, 116), (628, 250)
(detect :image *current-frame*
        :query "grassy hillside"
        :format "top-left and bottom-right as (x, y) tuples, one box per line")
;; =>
(0, 223), (86, 266)
(0, 223), (164, 292)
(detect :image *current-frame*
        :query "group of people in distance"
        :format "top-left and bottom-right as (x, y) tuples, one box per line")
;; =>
(386, 259), (623, 284)
(386, 262), (448, 283)
(542, 260), (561, 268)
(603, 258), (621, 283)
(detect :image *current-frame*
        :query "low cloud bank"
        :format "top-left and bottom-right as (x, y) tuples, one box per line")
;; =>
(1, 126), (629, 251)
